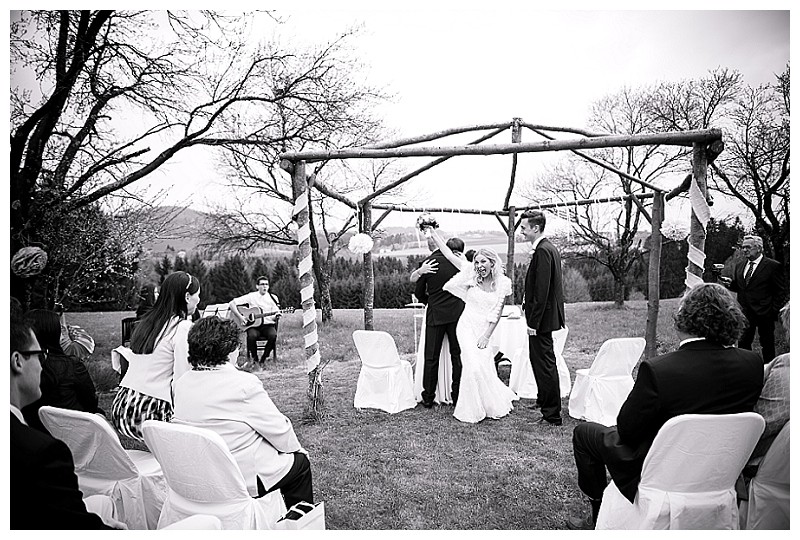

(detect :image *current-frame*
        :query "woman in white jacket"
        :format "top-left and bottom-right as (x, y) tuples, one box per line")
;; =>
(111, 271), (200, 441)
(172, 316), (313, 508)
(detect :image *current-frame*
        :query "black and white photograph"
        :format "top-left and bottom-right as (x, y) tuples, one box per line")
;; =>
(7, 2), (791, 531)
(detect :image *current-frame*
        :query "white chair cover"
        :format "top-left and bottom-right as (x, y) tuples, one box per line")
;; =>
(568, 337), (645, 426)
(508, 326), (571, 399)
(413, 311), (453, 404)
(83, 494), (128, 529)
(141, 420), (286, 530)
(161, 514), (223, 530)
(353, 330), (417, 413)
(596, 413), (765, 530)
(740, 421), (790, 530)
(39, 406), (167, 530)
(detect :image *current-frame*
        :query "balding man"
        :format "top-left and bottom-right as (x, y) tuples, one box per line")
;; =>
(723, 235), (786, 363)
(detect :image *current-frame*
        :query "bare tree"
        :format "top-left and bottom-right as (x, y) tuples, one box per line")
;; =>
(645, 67), (789, 264)
(524, 86), (689, 307)
(10, 10), (384, 305)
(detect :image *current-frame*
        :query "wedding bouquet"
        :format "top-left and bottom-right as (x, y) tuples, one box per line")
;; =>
(416, 213), (439, 234)
(348, 233), (374, 254)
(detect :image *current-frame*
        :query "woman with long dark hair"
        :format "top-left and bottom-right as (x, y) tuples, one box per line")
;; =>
(21, 309), (101, 432)
(111, 271), (200, 441)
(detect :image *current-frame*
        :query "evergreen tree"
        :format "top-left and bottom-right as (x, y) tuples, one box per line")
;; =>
(155, 254), (173, 284)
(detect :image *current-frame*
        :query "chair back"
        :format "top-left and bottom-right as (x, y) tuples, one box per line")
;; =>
(121, 316), (138, 347)
(553, 326), (569, 358)
(588, 337), (645, 377)
(641, 413), (765, 493)
(141, 420), (250, 503)
(753, 420), (790, 487)
(39, 406), (139, 483)
(353, 330), (402, 369)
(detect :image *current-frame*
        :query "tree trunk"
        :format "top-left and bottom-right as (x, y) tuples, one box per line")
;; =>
(362, 203), (374, 330)
(613, 277), (626, 308)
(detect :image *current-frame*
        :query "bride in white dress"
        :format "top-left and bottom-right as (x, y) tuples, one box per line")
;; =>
(423, 226), (519, 423)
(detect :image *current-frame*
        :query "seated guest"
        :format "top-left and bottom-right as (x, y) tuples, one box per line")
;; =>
(740, 301), (790, 489)
(10, 319), (113, 529)
(172, 316), (313, 508)
(21, 309), (102, 433)
(229, 276), (282, 367)
(567, 283), (764, 529)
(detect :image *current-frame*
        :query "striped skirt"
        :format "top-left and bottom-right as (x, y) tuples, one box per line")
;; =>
(111, 386), (172, 442)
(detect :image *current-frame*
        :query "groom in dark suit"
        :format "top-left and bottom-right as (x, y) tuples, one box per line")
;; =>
(566, 283), (764, 529)
(722, 235), (786, 363)
(520, 210), (565, 426)
(415, 235), (465, 408)
(10, 319), (112, 529)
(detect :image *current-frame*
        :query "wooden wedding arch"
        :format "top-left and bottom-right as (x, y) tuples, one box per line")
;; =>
(279, 119), (723, 415)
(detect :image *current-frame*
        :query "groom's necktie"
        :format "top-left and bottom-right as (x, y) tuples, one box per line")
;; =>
(744, 261), (755, 285)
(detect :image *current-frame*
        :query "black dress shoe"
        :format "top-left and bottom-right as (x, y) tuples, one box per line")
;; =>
(421, 400), (434, 409)
(565, 515), (594, 530)
(535, 415), (563, 426)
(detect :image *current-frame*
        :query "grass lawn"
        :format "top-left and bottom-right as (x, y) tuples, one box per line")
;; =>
(71, 300), (785, 530)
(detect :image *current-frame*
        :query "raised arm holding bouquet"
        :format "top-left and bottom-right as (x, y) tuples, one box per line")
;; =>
(417, 215), (518, 423)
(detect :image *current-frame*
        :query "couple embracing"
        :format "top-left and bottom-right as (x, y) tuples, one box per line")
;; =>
(414, 210), (565, 425)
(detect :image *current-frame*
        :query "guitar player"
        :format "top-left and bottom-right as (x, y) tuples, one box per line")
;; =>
(228, 276), (282, 367)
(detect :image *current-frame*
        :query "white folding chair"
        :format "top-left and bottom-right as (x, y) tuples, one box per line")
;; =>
(739, 420), (790, 530)
(596, 412), (765, 530)
(141, 420), (286, 530)
(353, 330), (417, 413)
(413, 311), (453, 404)
(568, 337), (646, 426)
(508, 326), (571, 399)
(39, 406), (167, 530)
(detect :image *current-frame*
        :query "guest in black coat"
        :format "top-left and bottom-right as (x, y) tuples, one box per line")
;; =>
(520, 210), (566, 425)
(566, 283), (764, 529)
(21, 309), (102, 433)
(10, 318), (112, 530)
(723, 235), (786, 363)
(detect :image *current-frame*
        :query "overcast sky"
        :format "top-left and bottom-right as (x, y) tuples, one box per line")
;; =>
(153, 3), (790, 233)
(10, 4), (789, 234)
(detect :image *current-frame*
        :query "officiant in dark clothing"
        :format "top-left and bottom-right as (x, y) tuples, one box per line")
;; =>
(415, 235), (465, 408)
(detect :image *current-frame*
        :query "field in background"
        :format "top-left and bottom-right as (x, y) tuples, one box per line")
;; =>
(75, 300), (784, 529)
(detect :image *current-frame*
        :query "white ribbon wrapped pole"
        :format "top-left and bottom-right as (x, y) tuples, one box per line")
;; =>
(288, 160), (321, 374)
(685, 146), (711, 289)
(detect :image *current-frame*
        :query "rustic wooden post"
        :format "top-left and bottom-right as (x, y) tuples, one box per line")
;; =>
(285, 159), (325, 421)
(361, 202), (375, 331)
(506, 206), (517, 301)
(645, 191), (664, 359)
(685, 143), (709, 289)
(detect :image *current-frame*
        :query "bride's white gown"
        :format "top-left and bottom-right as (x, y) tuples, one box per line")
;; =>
(444, 268), (519, 423)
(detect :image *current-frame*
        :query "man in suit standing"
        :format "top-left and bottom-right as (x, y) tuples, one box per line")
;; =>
(722, 235), (786, 363)
(520, 210), (565, 426)
(566, 283), (764, 529)
(415, 235), (465, 408)
(10, 319), (113, 529)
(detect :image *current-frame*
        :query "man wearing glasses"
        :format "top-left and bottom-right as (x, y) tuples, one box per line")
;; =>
(720, 235), (786, 363)
(229, 276), (282, 368)
(10, 319), (113, 529)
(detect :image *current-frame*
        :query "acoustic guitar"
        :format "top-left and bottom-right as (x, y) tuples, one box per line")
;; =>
(231, 304), (294, 329)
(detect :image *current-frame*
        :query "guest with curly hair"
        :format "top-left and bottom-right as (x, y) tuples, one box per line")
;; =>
(172, 316), (313, 508)
(567, 283), (764, 529)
